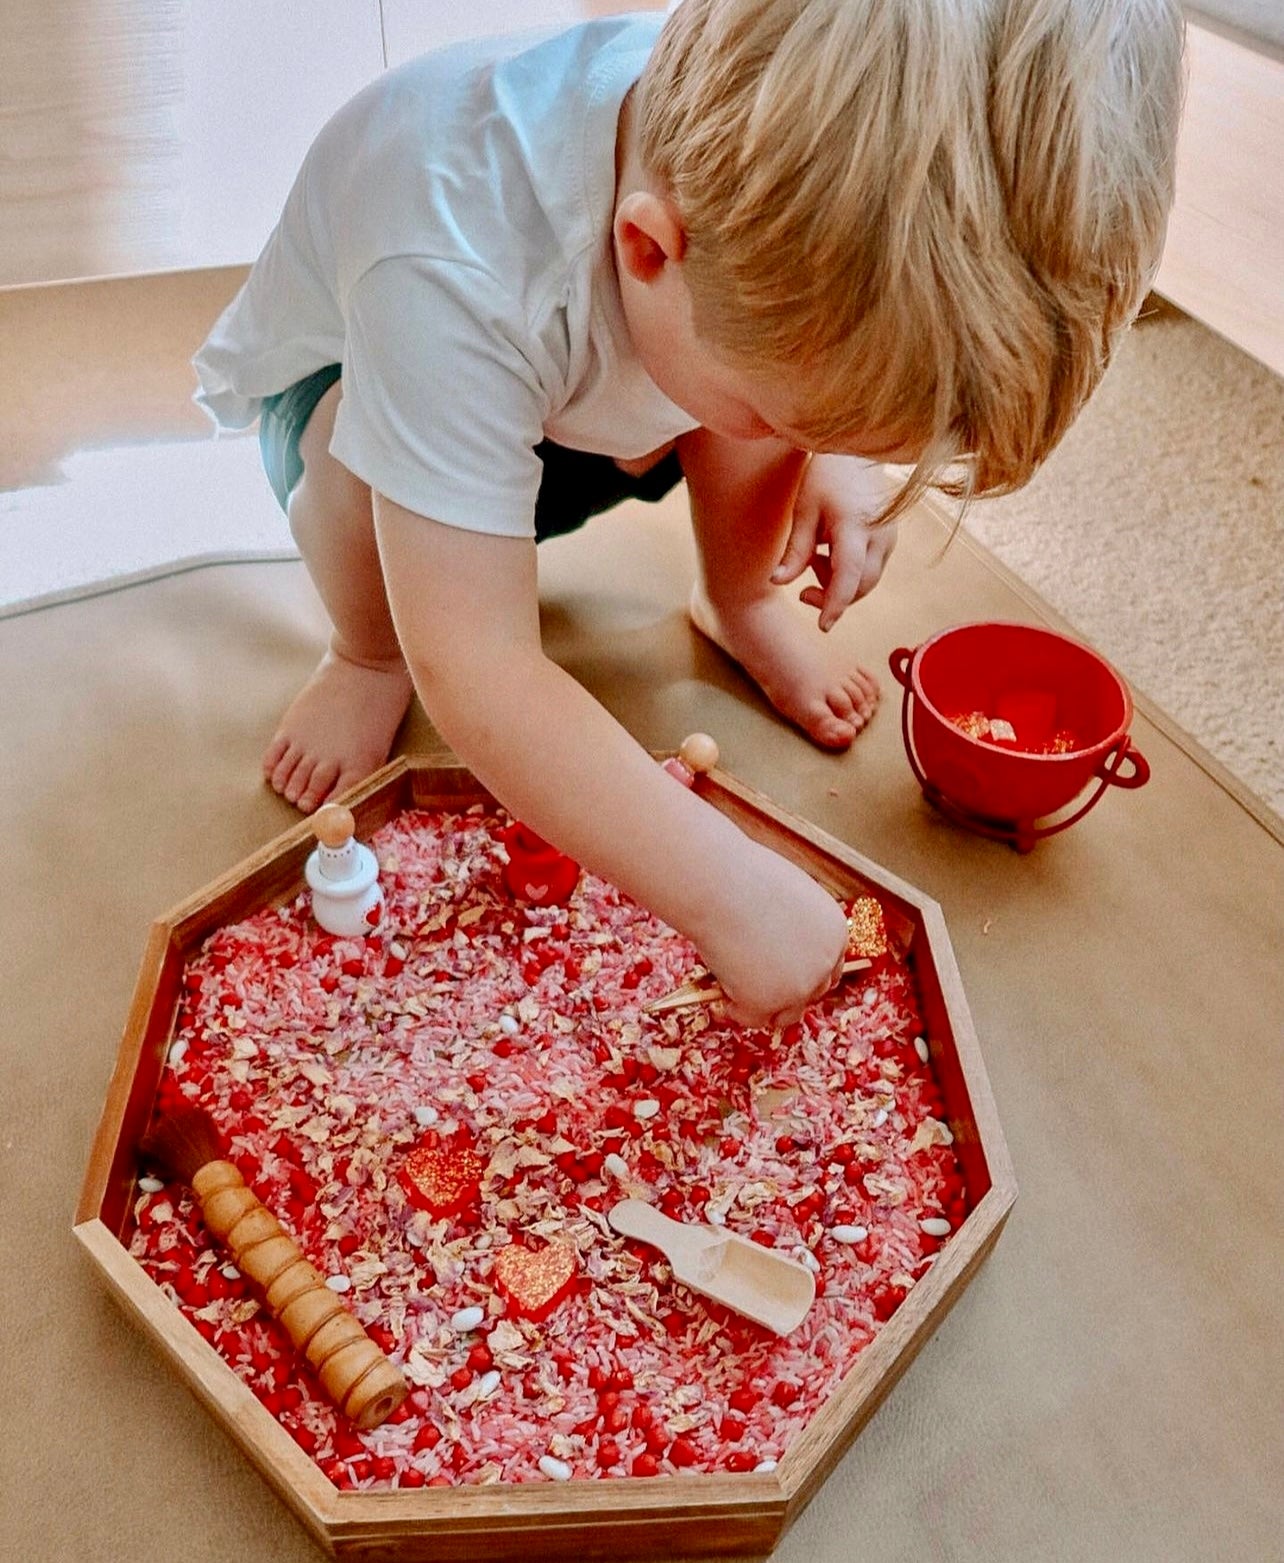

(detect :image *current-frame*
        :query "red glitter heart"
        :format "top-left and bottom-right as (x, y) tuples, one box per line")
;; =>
(493, 1240), (578, 1322)
(399, 1133), (484, 1218)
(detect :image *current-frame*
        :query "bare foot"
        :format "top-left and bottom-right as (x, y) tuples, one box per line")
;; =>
(689, 587), (879, 749)
(263, 647), (415, 812)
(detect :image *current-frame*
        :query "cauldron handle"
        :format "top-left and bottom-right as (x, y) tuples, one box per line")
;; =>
(889, 646), (915, 689)
(1098, 737), (1150, 790)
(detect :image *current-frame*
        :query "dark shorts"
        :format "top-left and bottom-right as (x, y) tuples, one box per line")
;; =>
(258, 363), (684, 543)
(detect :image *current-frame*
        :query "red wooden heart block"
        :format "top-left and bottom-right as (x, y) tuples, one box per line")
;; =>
(399, 1134), (485, 1218)
(492, 1241), (578, 1322)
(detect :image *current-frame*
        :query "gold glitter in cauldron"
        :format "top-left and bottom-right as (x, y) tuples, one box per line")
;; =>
(947, 711), (992, 741)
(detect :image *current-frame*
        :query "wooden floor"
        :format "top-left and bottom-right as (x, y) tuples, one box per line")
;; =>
(0, 0), (654, 288)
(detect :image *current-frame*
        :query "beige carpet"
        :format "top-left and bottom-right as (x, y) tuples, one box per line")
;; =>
(960, 297), (1284, 816)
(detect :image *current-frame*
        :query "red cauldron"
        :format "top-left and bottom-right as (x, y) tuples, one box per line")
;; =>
(889, 622), (1149, 851)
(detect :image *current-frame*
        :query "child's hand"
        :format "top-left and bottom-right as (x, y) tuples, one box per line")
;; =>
(770, 455), (899, 633)
(699, 846), (849, 1029)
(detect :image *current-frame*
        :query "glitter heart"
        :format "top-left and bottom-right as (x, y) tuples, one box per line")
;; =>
(492, 1240), (578, 1322)
(845, 897), (889, 961)
(399, 1133), (484, 1218)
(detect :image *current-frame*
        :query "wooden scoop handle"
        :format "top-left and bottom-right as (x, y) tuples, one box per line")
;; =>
(192, 1159), (407, 1429)
(608, 1198), (719, 1275)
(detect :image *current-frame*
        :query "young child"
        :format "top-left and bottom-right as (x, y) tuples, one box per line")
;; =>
(194, 0), (1183, 1026)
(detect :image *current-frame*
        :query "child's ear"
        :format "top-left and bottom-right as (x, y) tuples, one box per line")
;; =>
(614, 191), (686, 284)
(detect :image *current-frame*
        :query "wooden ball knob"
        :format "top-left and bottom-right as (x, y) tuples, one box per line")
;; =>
(678, 733), (719, 774)
(313, 804), (355, 849)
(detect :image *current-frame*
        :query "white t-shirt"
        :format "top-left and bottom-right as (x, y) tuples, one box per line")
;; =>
(193, 13), (696, 537)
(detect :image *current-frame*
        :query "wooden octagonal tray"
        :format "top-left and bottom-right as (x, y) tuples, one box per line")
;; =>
(76, 756), (1015, 1560)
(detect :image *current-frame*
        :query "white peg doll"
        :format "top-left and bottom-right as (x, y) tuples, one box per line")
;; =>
(305, 805), (384, 937)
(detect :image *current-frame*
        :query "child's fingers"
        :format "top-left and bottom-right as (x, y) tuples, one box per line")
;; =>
(771, 503), (821, 585)
(818, 545), (870, 631)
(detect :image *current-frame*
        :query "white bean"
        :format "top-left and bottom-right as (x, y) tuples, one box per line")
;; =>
(498, 1013), (521, 1035)
(633, 1098), (660, 1120)
(919, 1217), (952, 1238)
(450, 1306), (485, 1332)
(476, 1369), (501, 1399)
(138, 1175), (164, 1194)
(538, 1455), (573, 1481)
(413, 1104), (439, 1127)
(830, 1224), (869, 1244)
(325, 1274), (352, 1293)
(603, 1153), (630, 1181)
(914, 1035), (930, 1063)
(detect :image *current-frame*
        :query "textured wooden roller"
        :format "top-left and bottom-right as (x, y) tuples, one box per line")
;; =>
(190, 1159), (407, 1429)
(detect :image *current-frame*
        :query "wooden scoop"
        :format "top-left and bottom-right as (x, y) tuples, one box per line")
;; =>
(608, 1199), (815, 1336)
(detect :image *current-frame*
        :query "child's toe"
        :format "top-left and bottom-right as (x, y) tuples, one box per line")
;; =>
(296, 760), (341, 814)
(283, 756), (317, 806)
(263, 733), (291, 778)
(852, 666), (880, 702)
(269, 745), (303, 797)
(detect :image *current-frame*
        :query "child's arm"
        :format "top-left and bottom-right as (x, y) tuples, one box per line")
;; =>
(373, 493), (848, 1027)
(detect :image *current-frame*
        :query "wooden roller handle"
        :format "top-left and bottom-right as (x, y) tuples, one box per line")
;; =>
(191, 1159), (407, 1429)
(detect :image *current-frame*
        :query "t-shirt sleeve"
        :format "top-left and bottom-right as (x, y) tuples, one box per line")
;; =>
(329, 255), (551, 536)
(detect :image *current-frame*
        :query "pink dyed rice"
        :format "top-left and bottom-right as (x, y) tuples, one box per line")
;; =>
(128, 806), (967, 1490)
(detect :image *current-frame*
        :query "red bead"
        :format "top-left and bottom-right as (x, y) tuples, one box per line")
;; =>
(399, 1467), (426, 1487)
(413, 1423), (442, 1452)
(631, 1452), (660, 1478)
(719, 1416), (746, 1442)
(610, 1367), (634, 1391)
(770, 1381), (799, 1409)
(725, 1450), (757, 1473)
(596, 1439), (620, 1468)
(668, 1437), (699, 1467)
(466, 1343), (493, 1373)
(450, 1367), (472, 1391)
(728, 1386), (759, 1415)
(588, 1365), (610, 1391)
(831, 1142), (854, 1164)
(333, 1427), (366, 1459)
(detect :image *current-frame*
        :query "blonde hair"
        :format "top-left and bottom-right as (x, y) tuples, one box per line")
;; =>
(636, 0), (1185, 518)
